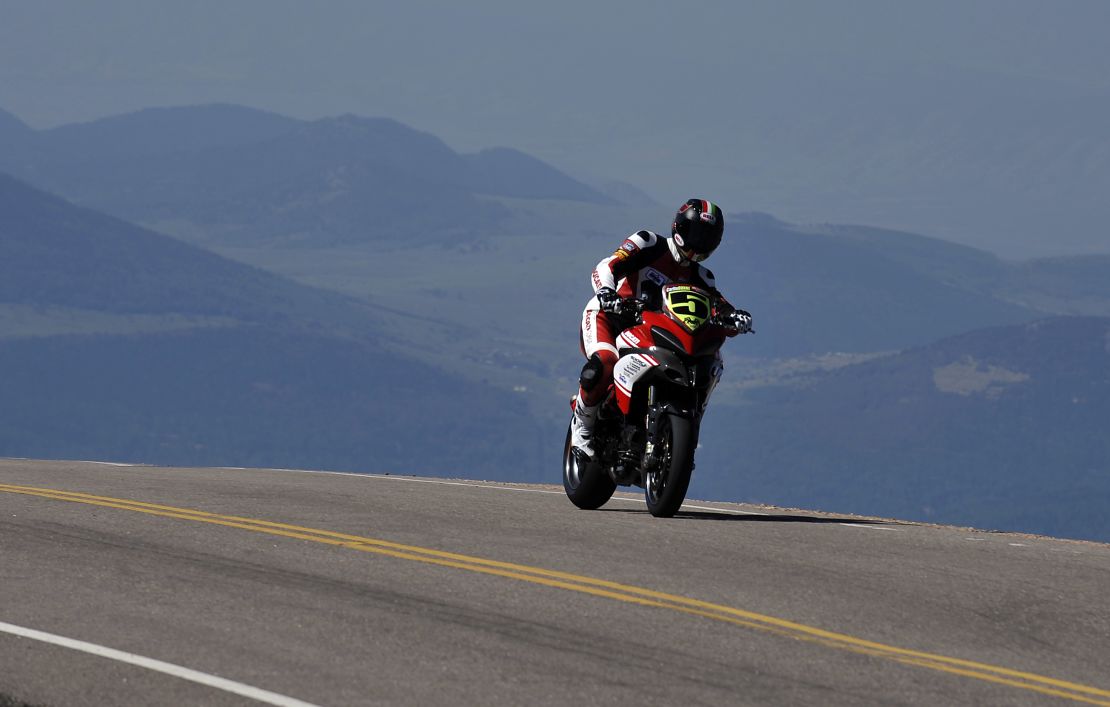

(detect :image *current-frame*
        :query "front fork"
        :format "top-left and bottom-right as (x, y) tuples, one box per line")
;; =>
(642, 385), (699, 472)
(643, 385), (662, 468)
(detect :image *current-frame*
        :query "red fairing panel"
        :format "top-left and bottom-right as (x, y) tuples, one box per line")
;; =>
(612, 307), (728, 414)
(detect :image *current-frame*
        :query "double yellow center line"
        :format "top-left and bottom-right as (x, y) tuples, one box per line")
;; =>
(2, 481), (1108, 705)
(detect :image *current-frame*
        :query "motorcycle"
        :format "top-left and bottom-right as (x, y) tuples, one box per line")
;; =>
(563, 283), (752, 517)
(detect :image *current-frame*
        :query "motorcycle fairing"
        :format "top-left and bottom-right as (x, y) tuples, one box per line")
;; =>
(612, 351), (660, 404)
(662, 284), (712, 333)
(612, 346), (693, 415)
(611, 283), (728, 415)
(649, 326), (686, 355)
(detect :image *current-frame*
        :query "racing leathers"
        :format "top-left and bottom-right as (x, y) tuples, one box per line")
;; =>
(572, 229), (739, 459)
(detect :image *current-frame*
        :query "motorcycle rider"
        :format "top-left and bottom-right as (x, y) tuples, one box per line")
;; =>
(571, 198), (751, 461)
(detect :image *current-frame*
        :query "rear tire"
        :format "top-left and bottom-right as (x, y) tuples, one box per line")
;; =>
(562, 419), (616, 510)
(645, 414), (695, 517)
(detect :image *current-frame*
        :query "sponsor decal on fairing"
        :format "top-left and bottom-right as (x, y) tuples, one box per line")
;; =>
(614, 353), (659, 394)
(618, 331), (641, 348)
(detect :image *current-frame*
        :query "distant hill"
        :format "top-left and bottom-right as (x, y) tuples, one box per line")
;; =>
(0, 107), (31, 137)
(0, 173), (543, 478)
(590, 179), (660, 207)
(463, 147), (613, 203)
(195, 203), (1110, 440)
(0, 107), (36, 164)
(0, 327), (539, 478)
(39, 103), (301, 161)
(332, 208), (1107, 374)
(1001, 256), (1110, 316)
(43, 117), (506, 247)
(715, 215), (1041, 356)
(0, 105), (609, 246)
(811, 222), (1110, 316)
(0, 172), (375, 329)
(695, 316), (1110, 542)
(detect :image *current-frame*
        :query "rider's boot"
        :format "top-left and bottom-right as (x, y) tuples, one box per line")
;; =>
(571, 392), (600, 461)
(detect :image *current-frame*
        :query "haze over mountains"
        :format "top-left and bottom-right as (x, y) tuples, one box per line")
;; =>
(2, 103), (1108, 541)
(5, 1), (1109, 257)
(660, 61), (1110, 258)
(0, 104), (610, 248)
(8, 103), (1110, 357)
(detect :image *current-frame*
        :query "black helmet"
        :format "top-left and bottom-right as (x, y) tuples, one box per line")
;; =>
(671, 198), (724, 263)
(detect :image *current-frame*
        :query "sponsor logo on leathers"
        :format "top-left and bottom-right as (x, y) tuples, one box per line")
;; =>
(643, 268), (668, 287)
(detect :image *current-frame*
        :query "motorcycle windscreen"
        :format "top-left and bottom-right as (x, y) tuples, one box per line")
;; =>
(662, 284), (712, 333)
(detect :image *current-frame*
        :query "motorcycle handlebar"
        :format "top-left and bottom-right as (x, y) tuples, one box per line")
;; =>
(622, 297), (647, 313)
(619, 296), (753, 333)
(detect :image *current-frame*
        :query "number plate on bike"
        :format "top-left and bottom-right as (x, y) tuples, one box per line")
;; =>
(662, 285), (712, 332)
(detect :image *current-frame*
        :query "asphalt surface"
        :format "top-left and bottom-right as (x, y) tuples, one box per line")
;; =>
(1, 459), (1108, 707)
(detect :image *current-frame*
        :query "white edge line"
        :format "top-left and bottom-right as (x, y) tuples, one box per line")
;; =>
(242, 466), (776, 515)
(283, 470), (913, 524)
(680, 502), (770, 516)
(839, 523), (905, 531)
(64, 459), (891, 524)
(0, 621), (320, 707)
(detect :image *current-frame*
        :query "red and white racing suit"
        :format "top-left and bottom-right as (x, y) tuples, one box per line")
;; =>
(578, 230), (732, 406)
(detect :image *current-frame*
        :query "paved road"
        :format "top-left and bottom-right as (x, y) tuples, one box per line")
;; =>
(1, 459), (1108, 706)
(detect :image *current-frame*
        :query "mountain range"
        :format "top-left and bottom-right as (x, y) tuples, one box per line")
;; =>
(0, 173), (541, 478)
(3, 103), (1109, 541)
(7, 103), (1109, 359)
(696, 316), (1110, 542)
(0, 104), (610, 247)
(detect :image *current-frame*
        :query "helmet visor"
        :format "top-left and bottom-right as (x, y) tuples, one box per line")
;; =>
(680, 244), (711, 262)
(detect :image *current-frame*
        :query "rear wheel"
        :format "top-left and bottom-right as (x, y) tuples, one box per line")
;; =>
(562, 419), (616, 509)
(645, 414), (695, 517)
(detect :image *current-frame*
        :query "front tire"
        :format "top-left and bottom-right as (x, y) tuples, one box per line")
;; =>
(645, 414), (695, 517)
(562, 419), (616, 510)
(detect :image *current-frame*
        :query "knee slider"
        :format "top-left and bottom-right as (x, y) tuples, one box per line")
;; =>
(579, 354), (605, 392)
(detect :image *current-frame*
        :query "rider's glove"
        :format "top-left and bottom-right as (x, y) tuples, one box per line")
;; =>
(596, 287), (621, 314)
(728, 309), (753, 334)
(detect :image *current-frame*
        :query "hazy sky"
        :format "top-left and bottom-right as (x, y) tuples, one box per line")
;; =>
(3, 0), (1110, 256)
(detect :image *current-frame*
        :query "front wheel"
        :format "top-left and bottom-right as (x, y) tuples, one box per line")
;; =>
(562, 419), (616, 510)
(645, 414), (696, 517)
